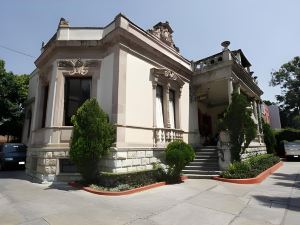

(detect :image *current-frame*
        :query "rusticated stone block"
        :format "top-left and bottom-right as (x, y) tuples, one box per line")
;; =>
(44, 166), (56, 174)
(136, 165), (146, 171)
(141, 158), (150, 165)
(53, 151), (66, 157)
(46, 159), (57, 166)
(145, 165), (153, 170)
(127, 167), (137, 172)
(127, 151), (137, 159)
(132, 158), (141, 166)
(137, 151), (145, 158)
(116, 152), (127, 159)
(113, 167), (128, 173)
(150, 157), (158, 163)
(145, 151), (153, 157)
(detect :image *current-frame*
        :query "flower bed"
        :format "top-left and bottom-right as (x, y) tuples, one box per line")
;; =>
(213, 154), (282, 184)
(69, 176), (188, 196)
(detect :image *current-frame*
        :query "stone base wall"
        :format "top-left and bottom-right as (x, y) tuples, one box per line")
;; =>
(26, 147), (70, 182)
(26, 146), (166, 183)
(241, 145), (267, 160)
(99, 147), (165, 173)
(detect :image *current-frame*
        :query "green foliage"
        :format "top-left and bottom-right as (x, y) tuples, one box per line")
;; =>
(292, 115), (300, 129)
(221, 154), (280, 179)
(219, 93), (257, 161)
(262, 122), (276, 154)
(270, 56), (300, 128)
(0, 59), (29, 139)
(165, 140), (195, 183)
(274, 128), (300, 156)
(70, 98), (115, 183)
(97, 168), (165, 189)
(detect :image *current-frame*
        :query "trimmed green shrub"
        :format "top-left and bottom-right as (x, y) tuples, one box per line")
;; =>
(165, 140), (195, 183)
(98, 168), (165, 188)
(274, 128), (300, 156)
(221, 154), (280, 179)
(70, 98), (115, 183)
(262, 122), (276, 154)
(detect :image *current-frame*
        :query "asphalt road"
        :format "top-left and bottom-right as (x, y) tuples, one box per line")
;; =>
(0, 161), (300, 225)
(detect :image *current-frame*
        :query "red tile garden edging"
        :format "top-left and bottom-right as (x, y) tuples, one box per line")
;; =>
(212, 161), (283, 184)
(69, 176), (188, 196)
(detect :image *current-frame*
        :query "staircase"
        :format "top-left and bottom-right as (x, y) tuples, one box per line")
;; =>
(183, 146), (220, 179)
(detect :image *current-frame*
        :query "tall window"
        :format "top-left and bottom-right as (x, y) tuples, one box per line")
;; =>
(64, 77), (91, 126)
(156, 85), (164, 128)
(41, 85), (49, 128)
(169, 90), (176, 129)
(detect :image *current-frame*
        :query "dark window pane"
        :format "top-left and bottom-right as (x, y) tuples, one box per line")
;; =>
(41, 85), (49, 128)
(60, 159), (78, 173)
(64, 77), (92, 125)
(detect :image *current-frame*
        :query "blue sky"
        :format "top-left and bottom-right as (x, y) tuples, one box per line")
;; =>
(1, 0), (299, 101)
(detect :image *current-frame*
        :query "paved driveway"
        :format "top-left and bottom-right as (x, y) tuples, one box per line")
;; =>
(0, 162), (299, 225)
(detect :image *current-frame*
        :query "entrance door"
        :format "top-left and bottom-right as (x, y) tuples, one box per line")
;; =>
(198, 109), (213, 145)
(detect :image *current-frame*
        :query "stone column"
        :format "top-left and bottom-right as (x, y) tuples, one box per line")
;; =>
(175, 88), (182, 129)
(45, 61), (57, 127)
(228, 77), (233, 104)
(152, 82), (157, 128)
(164, 83), (171, 128)
(257, 101), (263, 143)
(252, 100), (257, 119)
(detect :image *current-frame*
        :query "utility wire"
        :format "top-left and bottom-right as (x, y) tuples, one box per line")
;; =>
(0, 44), (35, 58)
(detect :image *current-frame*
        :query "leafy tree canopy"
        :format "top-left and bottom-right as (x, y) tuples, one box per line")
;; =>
(0, 59), (29, 139)
(271, 56), (300, 127)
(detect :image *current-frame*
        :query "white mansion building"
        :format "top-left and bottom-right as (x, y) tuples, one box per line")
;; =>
(22, 14), (265, 182)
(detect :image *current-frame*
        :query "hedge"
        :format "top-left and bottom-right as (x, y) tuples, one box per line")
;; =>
(97, 168), (165, 188)
(221, 154), (280, 179)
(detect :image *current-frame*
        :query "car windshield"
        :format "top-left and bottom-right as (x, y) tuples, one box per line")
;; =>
(4, 144), (27, 152)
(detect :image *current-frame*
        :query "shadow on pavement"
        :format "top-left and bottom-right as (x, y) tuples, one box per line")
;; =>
(253, 167), (300, 212)
(0, 168), (77, 192)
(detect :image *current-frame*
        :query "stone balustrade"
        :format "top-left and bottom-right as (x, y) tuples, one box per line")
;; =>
(154, 128), (183, 147)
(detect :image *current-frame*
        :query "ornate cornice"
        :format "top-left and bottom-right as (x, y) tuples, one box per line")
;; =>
(151, 68), (184, 87)
(57, 59), (99, 76)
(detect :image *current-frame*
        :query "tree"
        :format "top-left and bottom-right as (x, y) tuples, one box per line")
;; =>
(262, 122), (276, 154)
(70, 98), (115, 183)
(271, 56), (300, 128)
(292, 115), (300, 130)
(220, 93), (257, 161)
(0, 59), (29, 140)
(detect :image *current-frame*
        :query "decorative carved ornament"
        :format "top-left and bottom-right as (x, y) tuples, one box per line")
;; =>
(151, 68), (184, 87)
(148, 22), (180, 52)
(58, 59), (99, 76)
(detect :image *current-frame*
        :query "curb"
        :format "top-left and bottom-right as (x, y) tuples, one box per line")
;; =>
(69, 176), (188, 196)
(212, 161), (283, 184)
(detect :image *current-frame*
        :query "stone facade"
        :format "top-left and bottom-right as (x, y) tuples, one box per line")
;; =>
(23, 14), (266, 182)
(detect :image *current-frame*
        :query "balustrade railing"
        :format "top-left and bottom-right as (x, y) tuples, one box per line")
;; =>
(154, 128), (183, 147)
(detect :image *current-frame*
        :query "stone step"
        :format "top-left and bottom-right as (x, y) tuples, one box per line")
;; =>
(195, 149), (218, 152)
(194, 155), (219, 162)
(184, 174), (218, 179)
(182, 170), (221, 175)
(195, 152), (218, 156)
(187, 161), (219, 167)
(185, 165), (220, 170)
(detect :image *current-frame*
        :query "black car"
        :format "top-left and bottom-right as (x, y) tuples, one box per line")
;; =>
(0, 143), (27, 170)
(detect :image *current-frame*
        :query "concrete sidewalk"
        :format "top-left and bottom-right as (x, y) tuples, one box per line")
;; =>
(0, 161), (299, 225)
